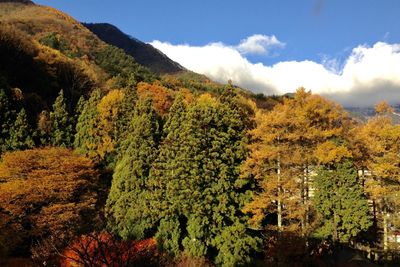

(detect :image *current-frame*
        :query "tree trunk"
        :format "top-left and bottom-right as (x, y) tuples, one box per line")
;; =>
(277, 158), (282, 231)
(300, 166), (305, 234)
(383, 208), (389, 255)
(333, 211), (339, 243)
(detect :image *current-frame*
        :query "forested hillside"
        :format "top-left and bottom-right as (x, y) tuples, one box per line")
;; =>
(1, 1), (400, 267)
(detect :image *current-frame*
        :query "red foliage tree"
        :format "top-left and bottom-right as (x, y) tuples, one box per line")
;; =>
(60, 233), (157, 267)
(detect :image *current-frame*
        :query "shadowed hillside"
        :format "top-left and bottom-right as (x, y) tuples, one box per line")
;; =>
(83, 23), (184, 75)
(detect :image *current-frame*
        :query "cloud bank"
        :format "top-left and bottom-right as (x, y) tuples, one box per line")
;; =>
(150, 37), (400, 107)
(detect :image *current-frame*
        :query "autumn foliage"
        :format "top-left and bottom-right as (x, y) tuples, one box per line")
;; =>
(0, 147), (99, 256)
(137, 81), (173, 115)
(60, 233), (157, 267)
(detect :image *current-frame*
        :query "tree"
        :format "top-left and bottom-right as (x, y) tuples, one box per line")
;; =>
(74, 89), (103, 161)
(356, 104), (400, 253)
(147, 93), (188, 220)
(0, 89), (12, 153)
(243, 88), (349, 235)
(149, 93), (259, 265)
(60, 233), (157, 267)
(155, 216), (181, 257)
(180, 94), (258, 265)
(36, 110), (52, 145)
(0, 147), (99, 257)
(313, 160), (371, 242)
(137, 81), (173, 116)
(96, 89), (126, 164)
(6, 108), (34, 150)
(50, 89), (74, 147)
(114, 88), (137, 149)
(106, 96), (161, 240)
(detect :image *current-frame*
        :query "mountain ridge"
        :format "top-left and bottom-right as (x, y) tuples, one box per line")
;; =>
(83, 23), (185, 75)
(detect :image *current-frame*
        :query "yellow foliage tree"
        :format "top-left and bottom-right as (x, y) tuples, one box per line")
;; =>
(356, 105), (400, 252)
(243, 88), (349, 236)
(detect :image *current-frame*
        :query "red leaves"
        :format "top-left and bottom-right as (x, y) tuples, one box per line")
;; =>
(60, 233), (157, 267)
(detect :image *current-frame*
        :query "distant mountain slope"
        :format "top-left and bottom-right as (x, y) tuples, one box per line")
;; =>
(83, 23), (184, 75)
(0, 0), (155, 120)
(345, 105), (400, 124)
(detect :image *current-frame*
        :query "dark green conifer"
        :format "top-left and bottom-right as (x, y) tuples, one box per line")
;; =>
(106, 96), (160, 239)
(7, 108), (34, 150)
(115, 87), (137, 155)
(50, 90), (73, 147)
(155, 216), (181, 256)
(0, 89), (12, 152)
(74, 89), (102, 161)
(147, 93), (187, 218)
(313, 160), (372, 242)
(150, 93), (259, 265)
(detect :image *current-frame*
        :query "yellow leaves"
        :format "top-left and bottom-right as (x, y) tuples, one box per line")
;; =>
(197, 92), (218, 107)
(315, 141), (351, 165)
(375, 101), (394, 115)
(95, 89), (125, 157)
(98, 89), (125, 121)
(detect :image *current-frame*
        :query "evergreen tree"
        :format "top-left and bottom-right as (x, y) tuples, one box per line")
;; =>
(313, 160), (371, 242)
(106, 96), (160, 240)
(73, 95), (85, 125)
(74, 89), (102, 161)
(50, 90), (73, 147)
(182, 94), (258, 265)
(147, 93), (187, 219)
(114, 87), (137, 157)
(0, 89), (12, 153)
(149, 93), (259, 265)
(155, 216), (181, 257)
(6, 108), (34, 150)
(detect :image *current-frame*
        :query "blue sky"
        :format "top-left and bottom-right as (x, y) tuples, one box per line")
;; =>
(34, 0), (399, 64)
(34, 0), (400, 106)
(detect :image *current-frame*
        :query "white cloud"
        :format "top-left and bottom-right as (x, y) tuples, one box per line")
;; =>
(150, 38), (400, 107)
(236, 34), (285, 55)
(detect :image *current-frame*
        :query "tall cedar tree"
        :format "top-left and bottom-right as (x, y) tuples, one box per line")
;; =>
(74, 89), (103, 161)
(147, 94), (187, 256)
(50, 89), (74, 147)
(6, 108), (34, 151)
(149, 91), (259, 266)
(106, 96), (160, 240)
(115, 88), (137, 152)
(313, 160), (371, 242)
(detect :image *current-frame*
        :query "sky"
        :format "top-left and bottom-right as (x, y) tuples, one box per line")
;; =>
(34, 0), (400, 107)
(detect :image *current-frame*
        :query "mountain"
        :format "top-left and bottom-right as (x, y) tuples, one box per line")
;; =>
(83, 23), (185, 75)
(0, 0), (155, 120)
(345, 105), (400, 124)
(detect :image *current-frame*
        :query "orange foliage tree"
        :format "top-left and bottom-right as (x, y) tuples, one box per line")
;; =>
(137, 81), (173, 116)
(0, 147), (99, 257)
(60, 233), (157, 267)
